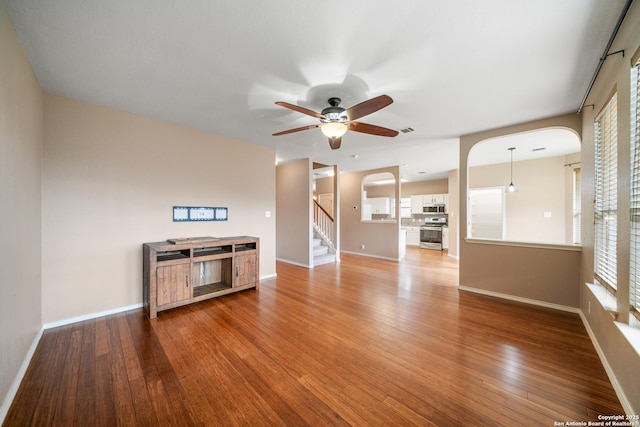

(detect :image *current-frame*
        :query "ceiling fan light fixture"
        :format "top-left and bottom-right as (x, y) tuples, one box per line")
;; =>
(320, 122), (348, 138)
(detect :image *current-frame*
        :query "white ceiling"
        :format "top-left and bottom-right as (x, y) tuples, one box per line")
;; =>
(3, 0), (626, 181)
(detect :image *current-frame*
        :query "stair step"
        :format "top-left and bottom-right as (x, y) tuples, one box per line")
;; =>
(313, 238), (322, 247)
(313, 245), (329, 256)
(314, 253), (336, 266)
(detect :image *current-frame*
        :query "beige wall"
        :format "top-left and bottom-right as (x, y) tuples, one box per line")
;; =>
(314, 175), (334, 196)
(0, 5), (43, 415)
(401, 179), (448, 197)
(469, 154), (577, 245)
(366, 179), (448, 199)
(364, 182), (395, 198)
(276, 159), (312, 267)
(42, 94), (276, 323)
(340, 166), (401, 259)
(578, 0), (640, 413)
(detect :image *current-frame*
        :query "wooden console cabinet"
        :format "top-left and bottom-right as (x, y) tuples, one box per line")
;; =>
(143, 236), (259, 318)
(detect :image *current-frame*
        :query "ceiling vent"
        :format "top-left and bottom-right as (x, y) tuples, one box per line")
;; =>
(532, 147), (546, 152)
(400, 127), (414, 134)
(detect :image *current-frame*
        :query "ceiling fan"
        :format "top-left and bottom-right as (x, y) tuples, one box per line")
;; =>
(272, 94), (399, 150)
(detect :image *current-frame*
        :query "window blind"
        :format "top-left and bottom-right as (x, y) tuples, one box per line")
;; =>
(594, 93), (618, 292)
(573, 168), (581, 245)
(630, 61), (640, 318)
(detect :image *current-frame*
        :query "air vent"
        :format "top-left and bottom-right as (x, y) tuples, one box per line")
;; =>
(400, 127), (414, 134)
(532, 147), (546, 152)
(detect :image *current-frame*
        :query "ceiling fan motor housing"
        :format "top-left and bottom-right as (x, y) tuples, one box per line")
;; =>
(321, 97), (349, 123)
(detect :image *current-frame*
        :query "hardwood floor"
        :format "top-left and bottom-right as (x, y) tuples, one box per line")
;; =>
(4, 248), (623, 426)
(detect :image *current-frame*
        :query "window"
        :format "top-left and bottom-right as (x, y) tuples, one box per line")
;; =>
(630, 60), (640, 318)
(468, 187), (505, 239)
(573, 168), (581, 245)
(594, 93), (618, 293)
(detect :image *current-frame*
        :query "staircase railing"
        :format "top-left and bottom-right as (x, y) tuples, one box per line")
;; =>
(313, 200), (335, 250)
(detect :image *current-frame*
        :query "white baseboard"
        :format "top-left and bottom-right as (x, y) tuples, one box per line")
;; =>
(0, 325), (44, 424)
(579, 312), (634, 417)
(341, 250), (399, 262)
(457, 285), (579, 314)
(275, 257), (311, 268)
(43, 303), (143, 330)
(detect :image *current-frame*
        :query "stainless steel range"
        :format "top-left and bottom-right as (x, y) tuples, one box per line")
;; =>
(420, 215), (447, 250)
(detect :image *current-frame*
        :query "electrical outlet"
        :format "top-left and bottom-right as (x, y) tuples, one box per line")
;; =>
(588, 300), (591, 314)
(361, 244), (365, 249)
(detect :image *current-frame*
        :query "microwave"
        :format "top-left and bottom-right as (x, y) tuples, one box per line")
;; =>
(423, 204), (446, 213)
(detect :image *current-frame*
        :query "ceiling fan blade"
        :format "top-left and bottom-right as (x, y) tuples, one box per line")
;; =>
(275, 101), (325, 119)
(328, 137), (342, 150)
(272, 124), (319, 136)
(348, 121), (399, 137)
(346, 95), (393, 121)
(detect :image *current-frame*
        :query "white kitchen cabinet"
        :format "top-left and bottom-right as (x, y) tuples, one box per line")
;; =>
(405, 226), (421, 246)
(368, 197), (390, 214)
(423, 194), (446, 205)
(410, 196), (423, 214)
(410, 194), (449, 214)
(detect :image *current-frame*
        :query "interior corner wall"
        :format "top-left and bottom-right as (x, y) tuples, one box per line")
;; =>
(42, 93), (277, 324)
(276, 159), (312, 267)
(0, 3), (43, 415)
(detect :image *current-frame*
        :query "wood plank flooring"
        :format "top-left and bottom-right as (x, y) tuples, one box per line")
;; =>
(4, 248), (624, 426)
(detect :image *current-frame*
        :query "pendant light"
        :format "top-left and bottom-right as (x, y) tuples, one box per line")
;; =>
(508, 147), (517, 192)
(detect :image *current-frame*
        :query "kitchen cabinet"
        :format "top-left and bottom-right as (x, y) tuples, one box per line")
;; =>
(410, 196), (423, 214)
(423, 194), (446, 205)
(405, 226), (421, 246)
(410, 194), (448, 213)
(368, 197), (390, 214)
